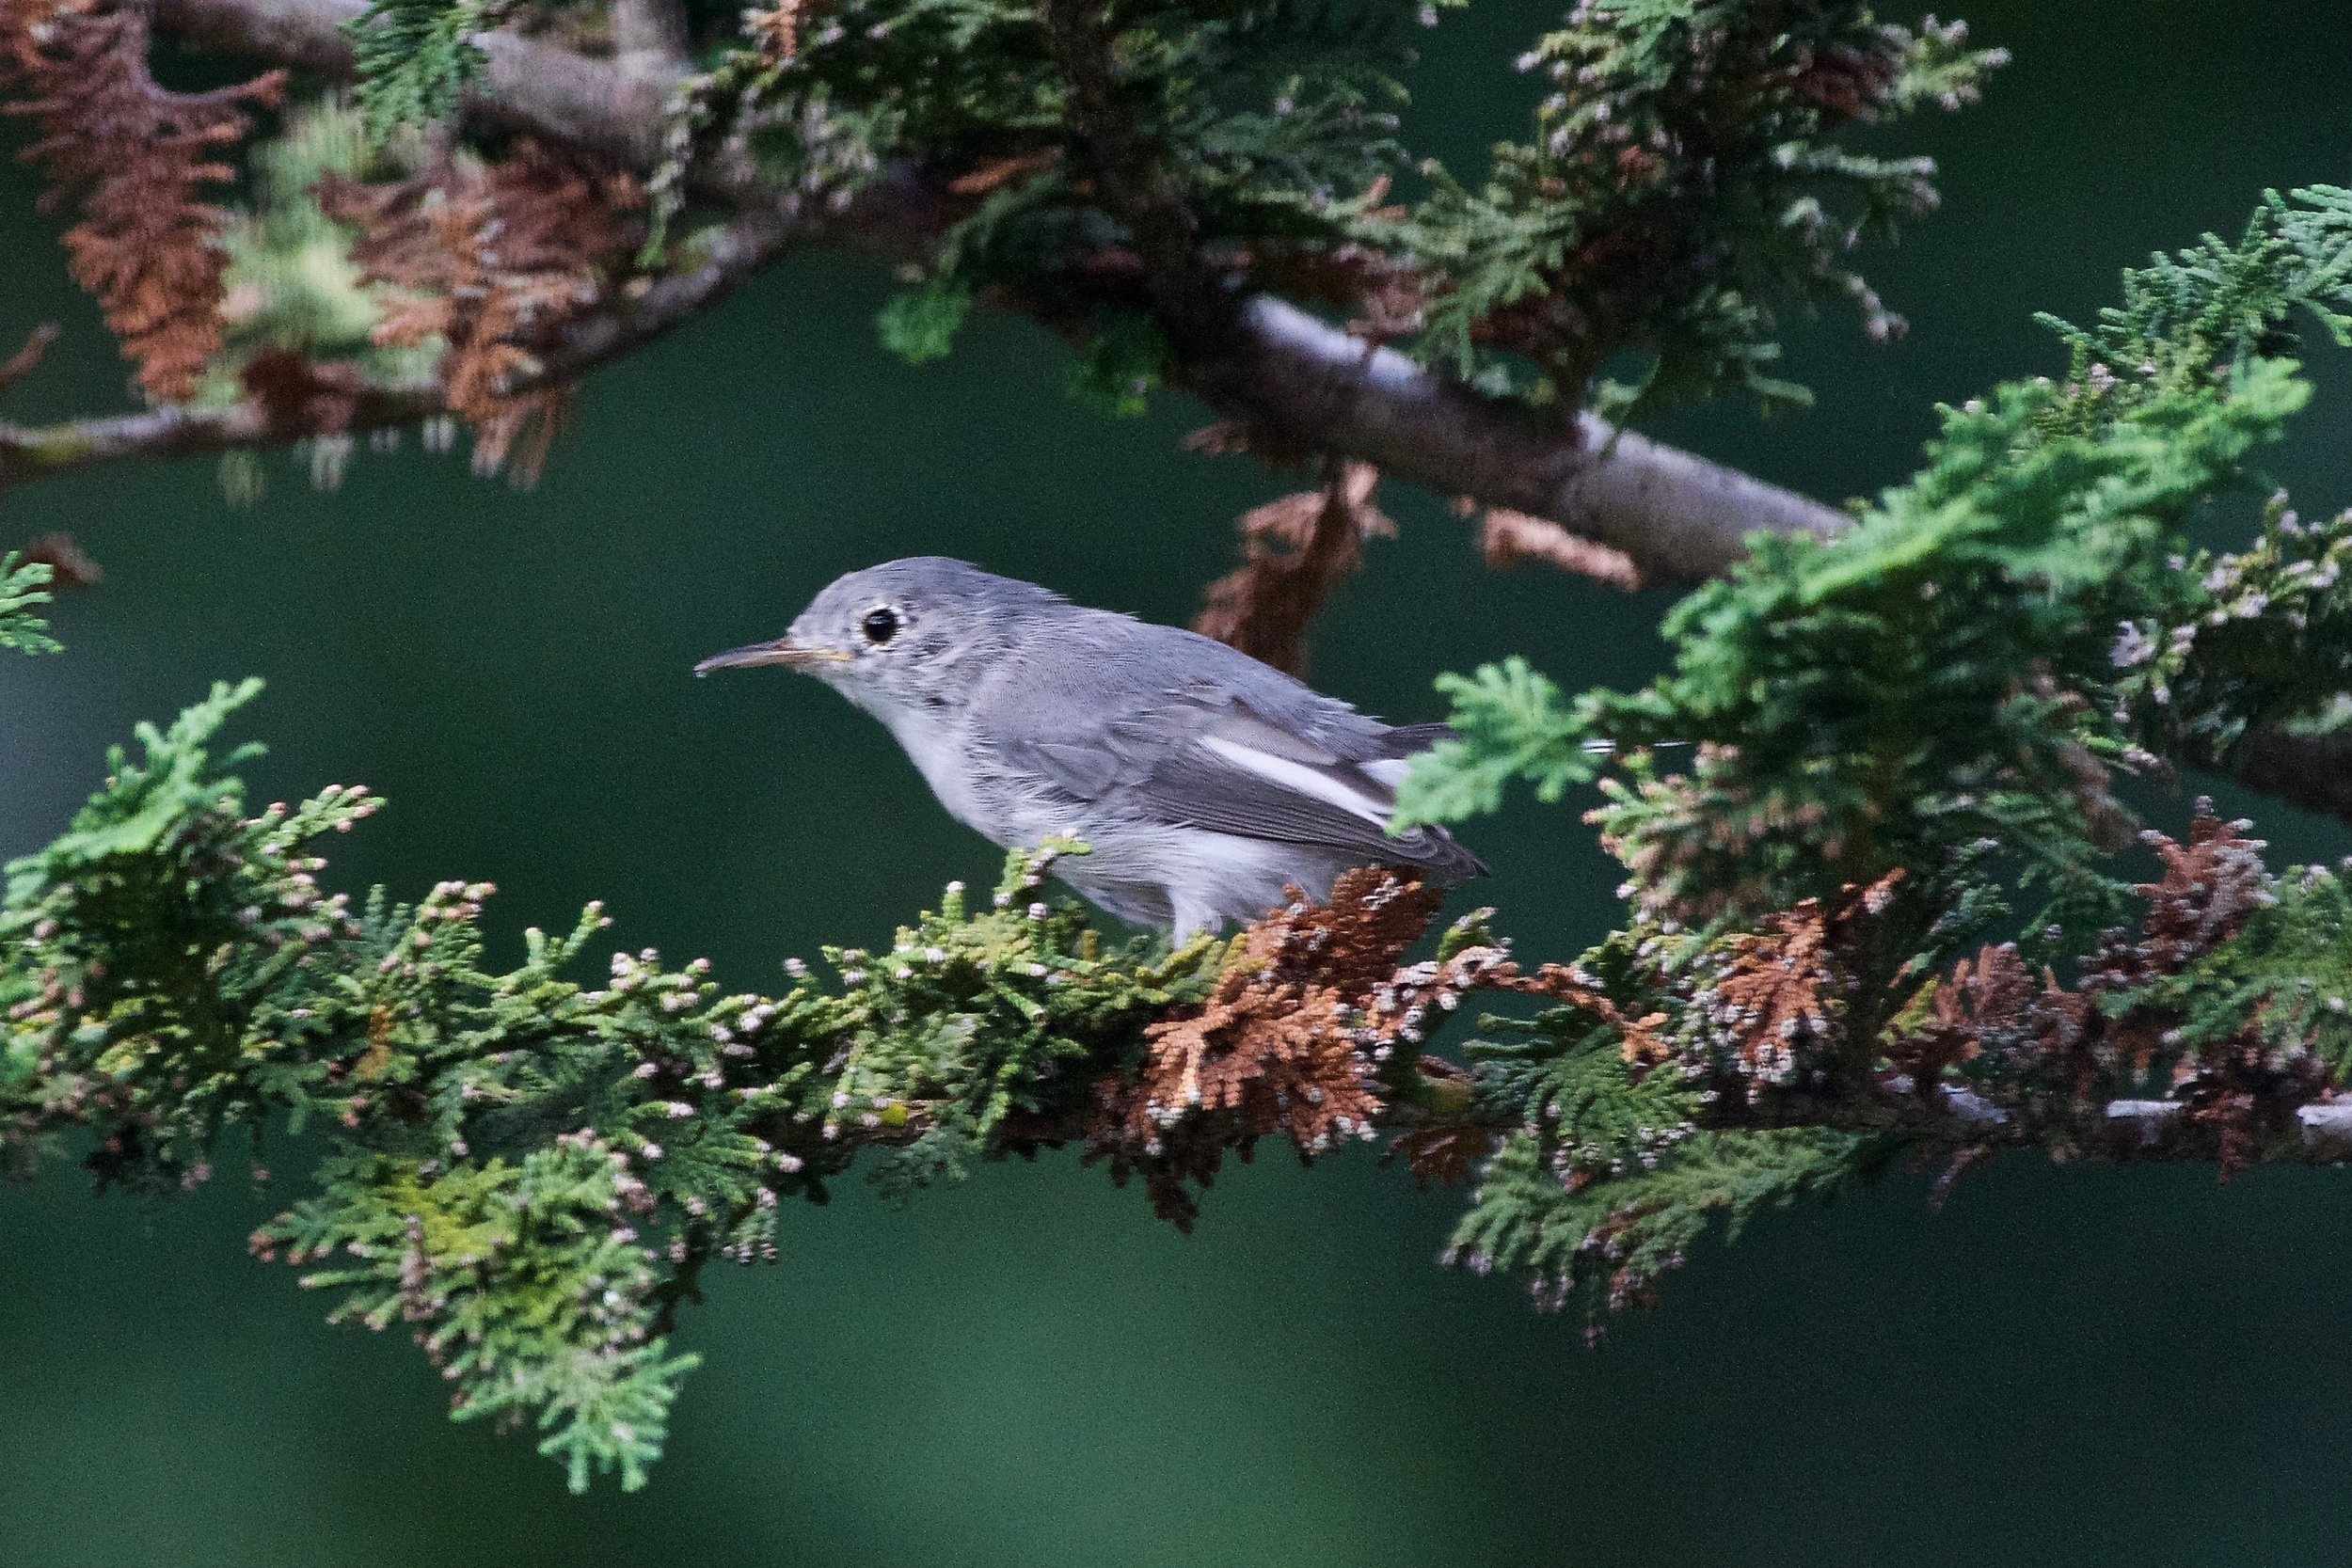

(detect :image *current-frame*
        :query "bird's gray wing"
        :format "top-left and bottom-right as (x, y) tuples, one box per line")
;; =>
(978, 626), (1481, 876)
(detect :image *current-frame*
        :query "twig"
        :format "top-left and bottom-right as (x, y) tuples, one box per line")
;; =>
(0, 324), (58, 396)
(0, 207), (801, 490)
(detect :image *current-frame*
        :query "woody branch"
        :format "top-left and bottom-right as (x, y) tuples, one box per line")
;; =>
(1, 0), (1850, 586)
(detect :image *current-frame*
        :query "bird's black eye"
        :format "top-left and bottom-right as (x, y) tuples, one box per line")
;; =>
(861, 607), (900, 644)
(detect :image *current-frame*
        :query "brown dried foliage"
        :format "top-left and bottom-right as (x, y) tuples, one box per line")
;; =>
(1788, 40), (1900, 121)
(1195, 459), (1392, 676)
(14, 530), (101, 590)
(1880, 804), (2313, 1172)
(1899, 940), (2037, 1085)
(1090, 870), (1580, 1226)
(747, 0), (817, 62)
(948, 148), (1063, 197)
(316, 141), (645, 482)
(1478, 505), (1645, 592)
(2072, 802), (2308, 1168)
(1702, 870), (1900, 1086)
(0, 0), (284, 401)
(1091, 868), (1438, 1228)
(1713, 896), (1838, 1076)
(237, 347), (372, 438)
(1181, 419), (1321, 468)
(1221, 185), (1427, 347)
(1387, 1056), (1490, 1189)
(0, 322), (56, 396)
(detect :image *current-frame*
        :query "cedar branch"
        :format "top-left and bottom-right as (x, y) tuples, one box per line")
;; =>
(0, 207), (799, 488)
(22, 0), (2347, 832)
(138, 0), (1844, 581)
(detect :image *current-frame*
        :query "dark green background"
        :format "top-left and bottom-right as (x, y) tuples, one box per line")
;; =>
(6, 3), (2352, 1562)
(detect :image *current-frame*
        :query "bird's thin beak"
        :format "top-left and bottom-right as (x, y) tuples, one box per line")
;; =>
(692, 637), (851, 676)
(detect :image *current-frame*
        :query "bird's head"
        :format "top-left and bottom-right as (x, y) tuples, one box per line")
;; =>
(694, 556), (1069, 716)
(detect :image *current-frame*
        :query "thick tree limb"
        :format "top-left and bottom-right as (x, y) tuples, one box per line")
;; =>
(611, 0), (692, 79)
(153, 0), (683, 166)
(1194, 299), (1848, 578)
(2223, 726), (2352, 832)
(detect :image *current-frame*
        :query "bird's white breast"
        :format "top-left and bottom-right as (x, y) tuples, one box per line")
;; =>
(862, 698), (1004, 838)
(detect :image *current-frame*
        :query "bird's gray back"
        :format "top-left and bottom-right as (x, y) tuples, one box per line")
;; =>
(979, 609), (1399, 756)
(962, 605), (1483, 881)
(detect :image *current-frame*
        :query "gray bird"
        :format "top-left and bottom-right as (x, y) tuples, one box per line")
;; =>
(695, 557), (1484, 938)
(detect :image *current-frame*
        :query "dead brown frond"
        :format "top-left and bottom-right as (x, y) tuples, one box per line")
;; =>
(316, 140), (644, 483)
(237, 347), (370, 437)
(1479, 506), (1645, 592)
(746, 0), (816, 63)
(0, 323), (57, 396)
(947, 148), (1062, 196)
(1712, 900), (1837, 1077)
(1181, 419), (1321, 469)
(15, 530), (100, 589)
(0, 0), (283, 401)
(1088, 868), (1443, 1227)
(1194, 458), (1392, 675)
(1389, 1056), (1493, 1191)
(1698, 870), (1900, 1086)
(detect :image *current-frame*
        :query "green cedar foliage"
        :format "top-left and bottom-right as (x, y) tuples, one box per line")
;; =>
(1395, 188), (2352, 1317)
(1450, 1127), (1893, 1314)
(0, 554), (56, 655)
(342, 0), (515, 145)
(2, 681), (1217, 1488)
(1409, 5), (2004, 418)
(1400, 186), (2352, 934)
(622, 1), (1996, 418)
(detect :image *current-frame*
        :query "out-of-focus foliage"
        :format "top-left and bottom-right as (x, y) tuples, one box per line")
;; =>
(1408, 4), (2004, 419)
(0, 554), (56, 655)
(656, 0), (1997, 420)
(1, 0), (2004, 474)
(0, 0), (286, 400)
(342, 0), (513, 145)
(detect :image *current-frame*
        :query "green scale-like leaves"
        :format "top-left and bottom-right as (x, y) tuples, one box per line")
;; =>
(342, 0), (515, 145)
(1403, 188), (2352, 943)
(3, 681), (1218, 1486)
(1391, 186), (2352, 1313)
(0, 554), (56, 656)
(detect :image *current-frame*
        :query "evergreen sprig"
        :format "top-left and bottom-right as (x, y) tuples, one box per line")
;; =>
(342, 0), (514, 145)
(0, 553), (56, 655)
(629, 0), (1998, 420)
(1404, 4), (2005, 417)
(1401, 187), (2352, 936)
(3, 681), (1217, 1486)
(1450, 1127), (1895, 1314)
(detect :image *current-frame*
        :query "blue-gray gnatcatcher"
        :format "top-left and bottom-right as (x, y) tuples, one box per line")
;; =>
(696, 557), (1484, 937)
